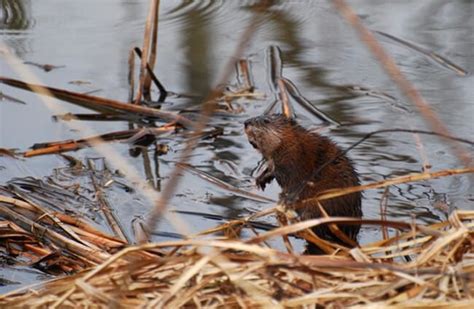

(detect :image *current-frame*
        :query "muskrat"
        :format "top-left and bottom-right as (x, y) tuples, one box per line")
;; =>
(244, 114), (362, 253)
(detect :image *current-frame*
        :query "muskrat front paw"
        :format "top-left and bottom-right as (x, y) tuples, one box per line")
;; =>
(256, 173), (274, 190)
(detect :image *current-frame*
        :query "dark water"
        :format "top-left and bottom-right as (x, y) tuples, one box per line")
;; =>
(1, 0), (473, 292)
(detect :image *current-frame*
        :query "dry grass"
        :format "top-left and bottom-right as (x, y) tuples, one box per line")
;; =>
(0, 206), (472, 308)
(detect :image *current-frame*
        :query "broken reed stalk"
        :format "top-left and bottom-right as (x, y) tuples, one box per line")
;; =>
(53, 113), (132, 122)
(374, 30), (468, 77)
(0, 204), (109, 264)
(0, 194), (98, 250)
(333, 0), (472, 167)
(23, 126), (174, 157)
(139, 0), (274, 243)
(0, 77), (195, 128)
(141, 149), (155, 187)
(87, 160), (129, 243)
(305, 167), (474, 204)
(134, 47), (167, 102)
(247, 217), (416, 246)
(153, 146), (163, 190)
(263, 45), (340, 125)
(127, 48), (135, 103)
(0, 195), (124, 247)
(0, 194), (125, 250)
(315, 200), (358, 247)
(282, 77), (340, 126)
(143, 0), (160, 99)
(0, 91), (26, 104)
(177, 162), (275, 203)
(278, 78), (293, 118)
(237, 59), (254, 91)
(379, 187), (390, 241)
(134, 0), (160, 104)
(275, 210), (296, 254)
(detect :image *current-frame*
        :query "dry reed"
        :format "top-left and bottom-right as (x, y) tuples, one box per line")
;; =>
(0, 208), (472, 308)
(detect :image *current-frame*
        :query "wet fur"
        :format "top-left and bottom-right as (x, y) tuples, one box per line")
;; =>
(244, 114), (362, 252)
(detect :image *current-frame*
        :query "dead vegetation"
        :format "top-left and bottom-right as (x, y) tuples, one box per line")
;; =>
(0, 205), (472, 307)
(0, 163), (473, 307)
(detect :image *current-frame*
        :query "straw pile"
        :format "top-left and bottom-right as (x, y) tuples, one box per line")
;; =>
(0, 208), (472, 308)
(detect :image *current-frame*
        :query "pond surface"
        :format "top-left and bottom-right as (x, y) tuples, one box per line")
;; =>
(1, 0), (473, 292)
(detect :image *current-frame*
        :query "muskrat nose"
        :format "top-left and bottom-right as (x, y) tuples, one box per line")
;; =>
(244, 118), (253, 128)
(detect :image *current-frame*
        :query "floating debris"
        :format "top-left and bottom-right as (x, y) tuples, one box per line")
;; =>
(23, 61), (65, 72)
(177, 162), (275, 203)
(0, 148), (20, 159)
(0, 92), (26, 105)
(347, 85), (412, 113)
(375, 30), (469, 77)
(68, 80), (92, 86)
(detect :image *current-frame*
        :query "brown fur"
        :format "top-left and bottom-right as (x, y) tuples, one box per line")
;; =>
(244, 114), (362, 253)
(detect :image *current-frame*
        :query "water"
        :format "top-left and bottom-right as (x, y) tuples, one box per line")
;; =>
(1, 0), (473, 292)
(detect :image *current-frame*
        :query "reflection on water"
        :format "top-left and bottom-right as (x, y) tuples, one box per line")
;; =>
(0, 0), (32, 31)
(0, 0), (32, 57)
(181, 3), (213, 97)
(0, 0), (473, 291)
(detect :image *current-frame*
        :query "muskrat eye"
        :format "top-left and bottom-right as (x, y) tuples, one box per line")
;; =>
(249, 141), (258, 149)
(263, 118), (270, 124)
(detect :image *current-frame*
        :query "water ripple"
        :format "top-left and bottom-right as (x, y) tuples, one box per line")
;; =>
(0, 0), (35, 32)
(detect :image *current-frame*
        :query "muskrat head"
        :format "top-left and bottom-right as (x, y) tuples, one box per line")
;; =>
(244, 114), (296, 159)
